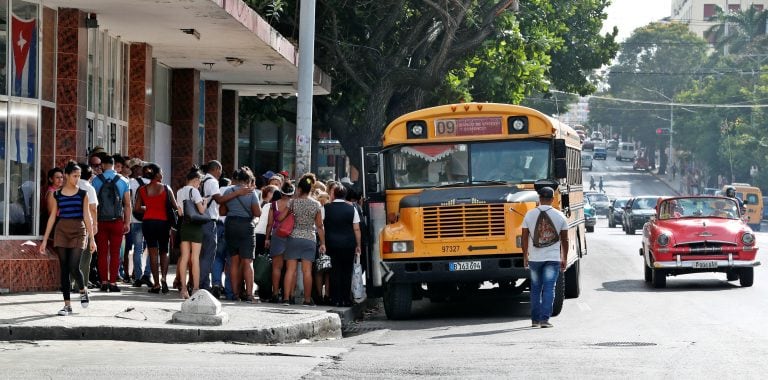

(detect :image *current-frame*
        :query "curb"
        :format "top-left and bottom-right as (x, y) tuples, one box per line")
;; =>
(0, 313), (342, 344)
(651, 171), (681, 196)
(329, 297), (380, 328)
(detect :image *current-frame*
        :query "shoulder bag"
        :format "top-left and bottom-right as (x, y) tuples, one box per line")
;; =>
(184, 188), (210, 224)
(275, 200), (295, 238)
(164, 185), (179, 229)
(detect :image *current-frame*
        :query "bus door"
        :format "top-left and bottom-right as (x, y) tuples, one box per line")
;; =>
(361, 146), (386, 297)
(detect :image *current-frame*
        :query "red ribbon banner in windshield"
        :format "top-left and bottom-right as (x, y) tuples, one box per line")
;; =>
(401, 145), (456, 162)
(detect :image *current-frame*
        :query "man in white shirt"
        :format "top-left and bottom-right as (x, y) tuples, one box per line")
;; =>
(521, 186), (569, 328)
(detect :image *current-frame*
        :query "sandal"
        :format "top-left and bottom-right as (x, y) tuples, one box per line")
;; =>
(161, 280), (169, 294)
(180, 291), (190, 300)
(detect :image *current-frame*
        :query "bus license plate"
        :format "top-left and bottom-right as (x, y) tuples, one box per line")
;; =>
(450, 261), (481, 271)
(692, 261), (717, 269)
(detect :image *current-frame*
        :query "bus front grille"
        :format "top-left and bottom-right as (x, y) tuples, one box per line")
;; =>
(423, 204), (506, 239)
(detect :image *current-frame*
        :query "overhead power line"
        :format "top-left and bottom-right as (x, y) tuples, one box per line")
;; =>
(550, 90), (768, 108)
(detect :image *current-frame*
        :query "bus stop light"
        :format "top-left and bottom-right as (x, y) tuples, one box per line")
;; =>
(656, 128), (670, 135)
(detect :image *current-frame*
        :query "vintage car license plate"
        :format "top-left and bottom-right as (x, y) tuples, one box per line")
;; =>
(692, 261), (718, 269)
(450, 261), (481, 271)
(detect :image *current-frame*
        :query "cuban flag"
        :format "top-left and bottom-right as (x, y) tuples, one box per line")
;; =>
(11, 15), (37, 98)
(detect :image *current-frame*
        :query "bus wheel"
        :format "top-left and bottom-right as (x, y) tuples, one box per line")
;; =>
(384, 283), (412, 320)
(565, 259), (581, 299)
(551, 273), (565, 316)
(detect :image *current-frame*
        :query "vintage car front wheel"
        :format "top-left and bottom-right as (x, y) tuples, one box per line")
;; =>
(651, 268), (667, 288)
(644, 261), (652, 282)
(740, 268), (754, 287)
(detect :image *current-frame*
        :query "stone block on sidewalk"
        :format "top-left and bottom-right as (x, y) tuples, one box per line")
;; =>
(172, 289), (229, 326)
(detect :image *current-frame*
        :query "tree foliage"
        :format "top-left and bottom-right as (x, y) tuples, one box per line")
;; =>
(245, 0), (617, 171)
(705, 6), (768, 55)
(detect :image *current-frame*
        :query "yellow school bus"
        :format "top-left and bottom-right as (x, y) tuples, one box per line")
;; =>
(361, 103), (587, 319)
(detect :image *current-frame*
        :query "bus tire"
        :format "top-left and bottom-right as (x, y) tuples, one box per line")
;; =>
(565, 259), (581, 299)
(739, 268), (754, 287)
(384, 283), (412, 320)
(551, 272), (565, 316)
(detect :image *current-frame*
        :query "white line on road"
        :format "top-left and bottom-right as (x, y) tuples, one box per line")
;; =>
(577, 302), (592, 312)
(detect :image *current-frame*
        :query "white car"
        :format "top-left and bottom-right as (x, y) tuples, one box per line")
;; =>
(581, 153), (593, 171)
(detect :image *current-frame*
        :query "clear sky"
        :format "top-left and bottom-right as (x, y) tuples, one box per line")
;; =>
(601, 0), (672, 41)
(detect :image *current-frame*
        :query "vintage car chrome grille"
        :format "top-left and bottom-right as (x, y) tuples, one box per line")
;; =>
(677, 241), (736, 254)
(423, 204), (506, 239)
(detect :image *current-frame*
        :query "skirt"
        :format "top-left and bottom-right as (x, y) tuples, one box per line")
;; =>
(284, 237), (317, 262)
(179, 221), (203, 243)
(53, 218), (87, 249)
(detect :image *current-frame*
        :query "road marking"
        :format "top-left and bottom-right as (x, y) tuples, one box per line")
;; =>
(577, 302), (592, 312)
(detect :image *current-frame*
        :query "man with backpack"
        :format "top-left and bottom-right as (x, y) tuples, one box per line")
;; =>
(521, 186), (569, 328)
(91, 155), (132, 292)
(127, 158), (153, 288)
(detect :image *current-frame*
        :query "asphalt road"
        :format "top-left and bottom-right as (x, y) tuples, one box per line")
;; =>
(3, 151), (768, 379)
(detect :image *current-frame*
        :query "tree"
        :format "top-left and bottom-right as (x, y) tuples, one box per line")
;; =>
(247, 0), (617, 171)
(704, 6), (768, 55)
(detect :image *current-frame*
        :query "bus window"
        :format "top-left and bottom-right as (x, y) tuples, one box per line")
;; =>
(388, 144), (467, 188)
(471, 140), (549, 183)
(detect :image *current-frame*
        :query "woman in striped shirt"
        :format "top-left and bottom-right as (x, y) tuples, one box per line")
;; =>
(40, 161), (97, 316)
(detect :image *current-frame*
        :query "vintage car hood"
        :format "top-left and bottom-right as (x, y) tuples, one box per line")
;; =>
(654, 218), (749, 244)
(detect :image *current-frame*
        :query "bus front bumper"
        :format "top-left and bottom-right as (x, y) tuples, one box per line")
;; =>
(382, 257), (529, 284)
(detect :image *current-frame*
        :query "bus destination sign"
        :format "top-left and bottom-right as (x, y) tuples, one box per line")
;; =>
(434, 117), (502, 137)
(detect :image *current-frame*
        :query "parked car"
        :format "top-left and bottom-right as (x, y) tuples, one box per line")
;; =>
(593, 146), (607, 160)
(617, 142), (635, 161)
(585, 191), (611, 216)
(608, 197), (630, 228)
(623, 196), (659, 234)
(633, 156), (649, 171)
(641, 196), (758, 288)
(584, 197), (596, 233)
(581, 152), (593, 171)
(583, 139), (595, 151)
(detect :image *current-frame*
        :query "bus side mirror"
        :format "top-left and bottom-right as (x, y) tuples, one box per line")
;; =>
(554, 158), (567, 179)
(554, 139), (566, 159)
(366, 174), (379, 193)
(365, 153), (379, 174)
(561, 192), (570, 214)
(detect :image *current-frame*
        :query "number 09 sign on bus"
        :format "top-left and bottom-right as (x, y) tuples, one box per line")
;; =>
(434, 117), (503, 137)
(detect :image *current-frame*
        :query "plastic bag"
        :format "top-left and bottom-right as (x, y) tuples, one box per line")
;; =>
(351, 255), (365, 303)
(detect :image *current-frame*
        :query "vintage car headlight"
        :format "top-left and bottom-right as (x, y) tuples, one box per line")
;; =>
(741, 232), (755, 246)
(657, 233), (670, 247)
(383, 240), (414, 253)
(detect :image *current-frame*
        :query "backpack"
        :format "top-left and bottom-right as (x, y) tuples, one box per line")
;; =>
(532, 207), (560, 248)
(96, 173), (124, 221)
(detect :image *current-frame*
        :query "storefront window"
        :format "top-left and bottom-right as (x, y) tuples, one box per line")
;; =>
(10, 0), (38, 98)
(0, 2), (8, 95)
(7, 101), (36, 235)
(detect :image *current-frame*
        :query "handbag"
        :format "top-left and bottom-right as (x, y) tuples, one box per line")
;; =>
(253, 254), (272, 289)
(164, 185), (179, 229)
(351, 254), (365, 303)
(184, 188), (210, 224)
(316, 253), (332, 272)
(275, 201), (295, 238)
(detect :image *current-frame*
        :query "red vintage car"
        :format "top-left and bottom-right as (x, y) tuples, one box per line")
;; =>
(632, 155), (649, 171)
(641, 196), (760, 288)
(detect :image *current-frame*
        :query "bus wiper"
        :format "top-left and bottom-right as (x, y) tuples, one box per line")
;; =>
(470, 180), (508, 185)
(434, 181), (468, 188)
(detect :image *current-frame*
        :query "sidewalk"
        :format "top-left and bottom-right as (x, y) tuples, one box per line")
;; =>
(0, 283), (374, 344)
(652, 168), (683, 195)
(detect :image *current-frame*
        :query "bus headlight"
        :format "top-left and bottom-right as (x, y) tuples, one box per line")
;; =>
(406, 120), (427, 139)
(383, 240), (414, 253)
(507, 116), (528, 134)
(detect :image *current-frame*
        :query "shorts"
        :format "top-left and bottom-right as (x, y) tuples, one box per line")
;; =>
(53, 218), (86, 249)
(143, 219), (171, 254)
(180, 222), (203, 243)
(269, 233), (287, 257)
(284, 237), (316, 262)
(225, 216), (255, 259)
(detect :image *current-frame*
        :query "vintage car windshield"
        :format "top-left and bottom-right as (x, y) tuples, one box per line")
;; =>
(386, 140), (550, 188)
(632, 197), (658, 210)
(658, 197), (740, 220)
(587, 193), (609, 203)
(613, 198), (628, 208)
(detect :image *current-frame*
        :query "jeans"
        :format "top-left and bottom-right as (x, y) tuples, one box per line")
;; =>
(212, 220), (233, 298)
(199, 220), (217, 290)
(529, 261), (560, 322)
(130, 223), (151, 280)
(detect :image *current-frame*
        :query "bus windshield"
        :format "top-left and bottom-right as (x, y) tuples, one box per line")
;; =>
(387, 140), (551, 188)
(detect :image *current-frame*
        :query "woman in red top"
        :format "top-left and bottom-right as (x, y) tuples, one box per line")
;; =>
(134, 163), (181, 294)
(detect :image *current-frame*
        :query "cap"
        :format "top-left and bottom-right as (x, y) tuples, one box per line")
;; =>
(279, 170), (290, 178)
(538, 186), (554, 199)
(281, 184), (295, 196)
(263, 170), (275, 179)
(126, 158), (144, 168)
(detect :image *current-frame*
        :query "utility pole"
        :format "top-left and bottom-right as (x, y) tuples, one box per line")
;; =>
(295, 0), (317, 177)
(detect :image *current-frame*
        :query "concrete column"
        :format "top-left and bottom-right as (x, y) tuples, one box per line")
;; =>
(220, 90), (239, 175)
(128, 43), (153, 159)
(295, 0), (317, 176)
(170, 68), (200, 189)
(204, 81), (221, 163)
(54, 8), (89, 167)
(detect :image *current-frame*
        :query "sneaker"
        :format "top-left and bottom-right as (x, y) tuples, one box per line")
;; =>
(132, 279), (143, 288)
(303, 300), (315, 307)
(540, 321), (553, 328)
(108, 284), (121, 293)
(531, 321), (540, 328)
(100, 284), (108, 292)
(282, 299), (291, 306)
(141, 275), (154, 288)
(80, 292), (90, 308)
(57, 306), (72, 316)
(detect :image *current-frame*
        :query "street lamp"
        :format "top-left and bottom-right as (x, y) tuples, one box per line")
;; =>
(642, 87), (673, 173)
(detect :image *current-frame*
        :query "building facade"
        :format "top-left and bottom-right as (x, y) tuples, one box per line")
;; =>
(0, 0), (331, 293)
(671, 0), (768, 39)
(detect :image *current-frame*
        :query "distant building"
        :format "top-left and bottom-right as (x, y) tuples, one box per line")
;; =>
(671, 0), (768, 40)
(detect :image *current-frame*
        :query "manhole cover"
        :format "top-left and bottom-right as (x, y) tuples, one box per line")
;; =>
(592, 341), (657, 347)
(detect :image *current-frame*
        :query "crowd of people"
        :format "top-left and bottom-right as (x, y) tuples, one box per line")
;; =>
(41, 147), (365, 315)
